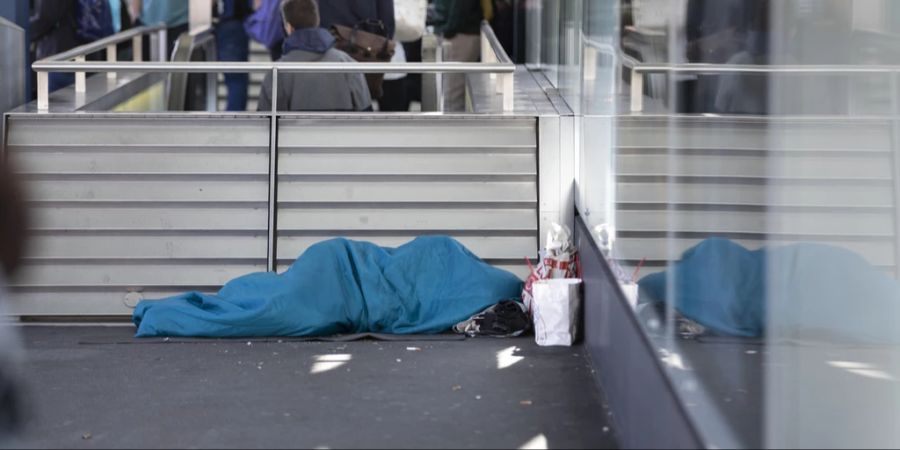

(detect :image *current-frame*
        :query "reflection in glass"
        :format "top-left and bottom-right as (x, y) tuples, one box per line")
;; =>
(544, 0), (900, 447)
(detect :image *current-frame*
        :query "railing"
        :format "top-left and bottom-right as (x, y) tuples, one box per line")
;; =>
(35, 24), (168, 109)
(621, 51), (900, 112)
(32, 21), (516, 112)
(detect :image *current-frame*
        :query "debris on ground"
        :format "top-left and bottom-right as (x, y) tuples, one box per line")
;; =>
(247, 341), (252, 346)
(520, 400), (533, 406)
(406, 347), (421, 352)
(451, 385), (462, 391)
(475, 395), (482, 400)
(602, 426), (610, 433)
(395, 358), (402, 363)
(82, 433), (92, 440)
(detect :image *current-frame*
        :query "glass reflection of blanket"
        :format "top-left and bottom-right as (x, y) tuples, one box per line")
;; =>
(638, 238), (900, 343)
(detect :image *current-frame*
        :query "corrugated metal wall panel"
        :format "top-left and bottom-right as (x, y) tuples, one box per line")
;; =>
(276, 117), (539, 268)
(3, 115), (541, 316)
(613, 117), (897, 275)
(5, 116), (270, 315)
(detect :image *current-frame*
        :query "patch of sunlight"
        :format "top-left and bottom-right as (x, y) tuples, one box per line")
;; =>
(828, 361), (896, 381)
(827, 361), (873, 370)
(519, 433), (548, 450)
(497, 345), (524, 370)
(661, 352), (687, 371)
(846, 368), (896, 382)
(310, 354), (352, 375)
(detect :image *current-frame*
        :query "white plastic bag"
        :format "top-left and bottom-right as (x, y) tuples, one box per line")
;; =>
(522, 223), (578, 316)
(394, 0), (428, 43)
(532, 278), (582, 346)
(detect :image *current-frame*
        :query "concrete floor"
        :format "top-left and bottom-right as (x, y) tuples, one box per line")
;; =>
(6, 326), (618, 449)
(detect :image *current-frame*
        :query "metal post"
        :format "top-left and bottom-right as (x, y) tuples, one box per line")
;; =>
(158, 28), (168, 61)
(74, 55), (86, 92)
(205, 40), (218, 111)
(106, 44), (117, 81)
(481, 30), (497, 82)
(267, 68), (278, 272)
(133, 35), (143, 61)
(630, 68), (643, 112)
(501, 72), (514, 112)
(890, 72), (900, 278)
(36, 71), (48, 111)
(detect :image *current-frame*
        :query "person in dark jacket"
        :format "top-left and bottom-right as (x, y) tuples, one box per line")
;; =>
(29, 0), (78, 92)
(267, 0), (395, 63)
(257, 0), (371, 112)
(432, 0), (484, 111)
(216, 0), (254, 111)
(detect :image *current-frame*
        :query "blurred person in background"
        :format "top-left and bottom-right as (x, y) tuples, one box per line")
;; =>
(0, 159), (27, 438)
(0, 162), (26, 283)
(381, 0), (426, 112)
(317, 0), (396, 39)
(131, 0), (189, 56)
(257, 0), (372, 112)
(432, 0), (488, 111)
(29, 0), (78, 92)
(216, 0), (253, 111)
(318, 0), (395, 103)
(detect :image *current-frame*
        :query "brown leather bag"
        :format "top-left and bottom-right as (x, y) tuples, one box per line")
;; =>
(330, 20), (396, 100)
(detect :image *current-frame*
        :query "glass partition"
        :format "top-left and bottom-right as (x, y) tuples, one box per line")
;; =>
(530, 0), (900, 447)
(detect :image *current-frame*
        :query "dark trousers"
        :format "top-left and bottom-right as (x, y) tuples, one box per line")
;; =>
(378, 40), (422, 112)
(216, 19), (250, 111)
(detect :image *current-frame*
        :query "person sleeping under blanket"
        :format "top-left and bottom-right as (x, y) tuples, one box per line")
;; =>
(133, 236), (523, 338)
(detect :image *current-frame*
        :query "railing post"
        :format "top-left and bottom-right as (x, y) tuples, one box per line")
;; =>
(106, 44), (117, 81)
(501, 72), (514, 112)
(630, 68), (643, 112)
(159, 28), (168, 62)
(481, 27), (497, 82)
(75, 56), (86, 93)
(267, 67), (278, 272)
(133, 34), (143, 61)
(37, 71), (49, 112)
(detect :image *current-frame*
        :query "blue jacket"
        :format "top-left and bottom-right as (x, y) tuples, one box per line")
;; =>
(318, 0), (395, 39)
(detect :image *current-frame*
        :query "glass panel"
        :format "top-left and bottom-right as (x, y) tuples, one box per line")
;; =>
(535, 0), (900, 447)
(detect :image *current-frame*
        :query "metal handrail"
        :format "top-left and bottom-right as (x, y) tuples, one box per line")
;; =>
(167, 27), (218, 111)
(39, 24), (167, 62)
(480, 21), (513, 65)
(621, 50), (900, 112)
(33, 61), (514, 73)
(33, 24), (169, 110)
(32, 22), (516, 112)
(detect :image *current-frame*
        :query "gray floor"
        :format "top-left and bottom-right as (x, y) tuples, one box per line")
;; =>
(8, 326), (617, 449)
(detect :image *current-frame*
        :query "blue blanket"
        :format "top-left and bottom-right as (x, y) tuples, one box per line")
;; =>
(133, 236), (523, 337)
(638, 238), (900, 343)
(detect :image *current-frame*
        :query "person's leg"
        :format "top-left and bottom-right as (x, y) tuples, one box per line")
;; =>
(403, 40), (423, 104)
(216, 19), (250, 111)
(443, 33), (481, 111)
(379, 77), (410, 112)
